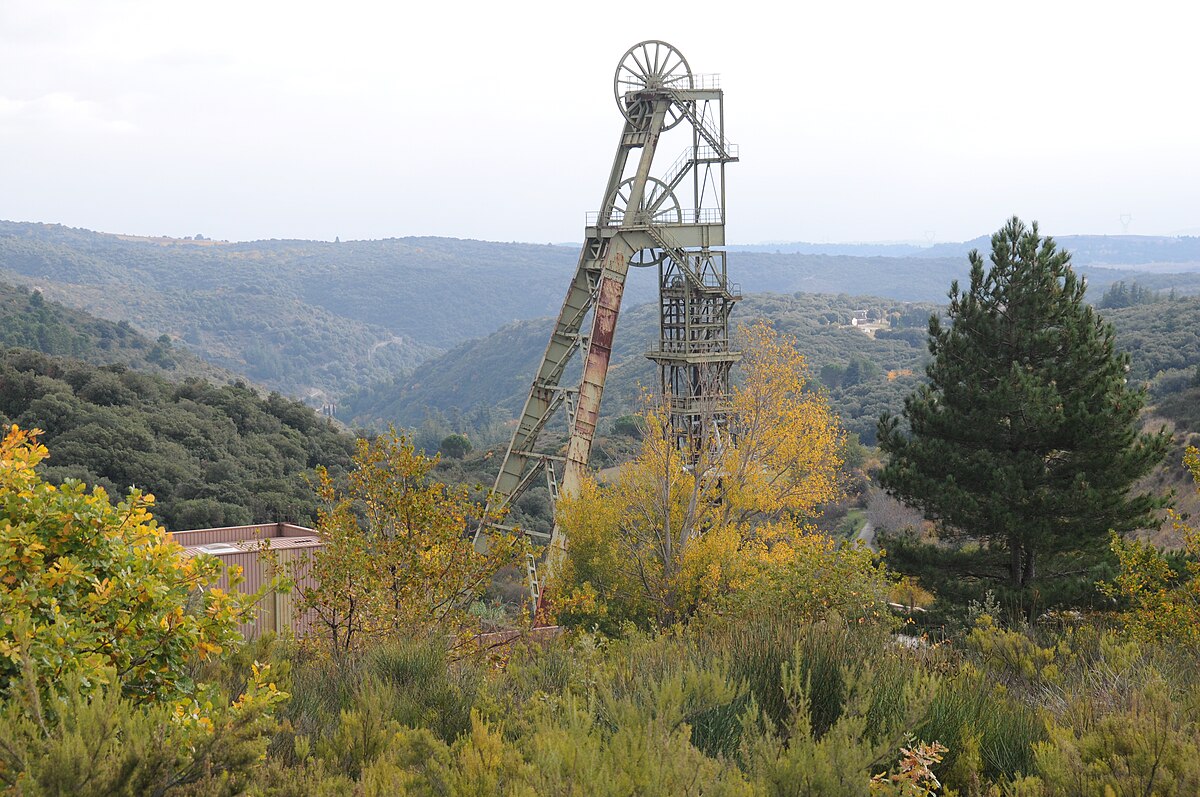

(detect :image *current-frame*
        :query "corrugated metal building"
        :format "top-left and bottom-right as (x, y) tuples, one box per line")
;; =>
(171, 522), (322, 638)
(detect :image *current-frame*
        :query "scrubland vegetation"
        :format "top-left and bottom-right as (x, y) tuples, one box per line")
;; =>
(4, 419), (1200, 795)
(4, 219), (1200, 794)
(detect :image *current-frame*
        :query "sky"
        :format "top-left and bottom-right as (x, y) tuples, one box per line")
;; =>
(1, 0), (1198, 245)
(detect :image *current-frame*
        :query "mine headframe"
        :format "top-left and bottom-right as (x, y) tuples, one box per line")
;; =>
(475, 41), (739, 608)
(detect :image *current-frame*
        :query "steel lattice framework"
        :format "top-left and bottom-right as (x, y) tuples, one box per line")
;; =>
(476, 41), (738, 606)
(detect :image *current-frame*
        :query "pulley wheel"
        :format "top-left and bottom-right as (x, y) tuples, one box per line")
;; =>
(613, 40), (693, 131)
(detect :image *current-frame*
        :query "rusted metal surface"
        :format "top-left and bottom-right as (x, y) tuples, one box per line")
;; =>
(560, 254), (628, 513)
(575, 268), (625, 433)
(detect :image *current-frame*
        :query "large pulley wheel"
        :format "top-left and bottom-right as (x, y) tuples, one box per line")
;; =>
(630, 247), (667, 268)
(614, 40), (693, 131)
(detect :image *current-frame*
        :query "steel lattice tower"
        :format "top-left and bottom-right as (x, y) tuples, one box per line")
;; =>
(476, 41), (738, 605)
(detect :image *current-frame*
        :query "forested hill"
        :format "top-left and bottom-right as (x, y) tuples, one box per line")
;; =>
(6, 221), (1200, 407)
(0, 280), (241, 384)
(343, 293), (941, 446)
(0, 222), (458, 400)
(737, 234), (1200, 270)
(731, 250), (1200, 301)
(1106, 296), (1200, 384)
(345, 292), (1200, 448)
(0, 347), (355, 530)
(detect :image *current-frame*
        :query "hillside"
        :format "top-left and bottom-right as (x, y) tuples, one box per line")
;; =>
(0, 283), (922, 541)
(731, 250), (1200, 303)
(0, 281), (244, 385)
(6, 221), (1200, 406)
(0, 347), (355, 530)
(348, 291), (1200, 449)
(1104, 296), (1200, 384)
(343, 292), (939, 445)
(737, 234), (1200, 270)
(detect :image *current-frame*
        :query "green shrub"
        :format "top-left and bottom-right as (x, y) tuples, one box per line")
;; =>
(366, 639), (481, 742)
(1030, 670), (1200, 796)
(915, 671), (1045, 787)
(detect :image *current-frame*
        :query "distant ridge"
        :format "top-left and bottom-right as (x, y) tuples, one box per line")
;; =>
(4, 219), (1200, 406)
(733, 235), (1200, 270)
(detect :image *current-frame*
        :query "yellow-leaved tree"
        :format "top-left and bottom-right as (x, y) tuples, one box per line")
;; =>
(1103, 446), (1200, 646)
(300, 430), (525, 653)
(556, 323), (874, 631)
(0, 425), (252, 705)
(0, 426), (288, 795)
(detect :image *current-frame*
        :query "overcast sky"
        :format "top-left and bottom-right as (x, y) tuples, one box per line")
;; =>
(1, 1), (1197, 245)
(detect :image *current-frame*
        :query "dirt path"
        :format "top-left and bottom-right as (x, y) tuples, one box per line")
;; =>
(368, 335), (405, 360)
(855, 519), (877, 550)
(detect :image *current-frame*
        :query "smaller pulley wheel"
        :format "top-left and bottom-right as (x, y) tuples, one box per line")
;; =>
(614, 40), (693, 131)
(605, 176), (682, 227)
(630, 248), (665, 268)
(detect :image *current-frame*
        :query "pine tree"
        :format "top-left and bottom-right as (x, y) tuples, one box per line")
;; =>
(877, 217), (1170, 590)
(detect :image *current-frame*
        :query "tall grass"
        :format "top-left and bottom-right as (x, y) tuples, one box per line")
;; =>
(272, 636), (482, 765)
(916, 674), (1045, 782)
(263, 614), (1056, 790)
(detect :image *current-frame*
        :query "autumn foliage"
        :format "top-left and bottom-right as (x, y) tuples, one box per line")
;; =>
(0, 424), (250, 705)
(1103, 446), (1200, 647)
(556, 322), (855, 629)
(0, 425), (287, 793)
(299, 430), (525, 652)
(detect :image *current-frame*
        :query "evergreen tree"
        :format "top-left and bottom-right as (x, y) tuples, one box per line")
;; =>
(878, 218), (1170, 590)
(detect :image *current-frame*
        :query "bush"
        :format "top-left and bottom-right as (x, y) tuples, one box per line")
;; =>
(0, 426), (251, 708)
(439, 433), (472, 459)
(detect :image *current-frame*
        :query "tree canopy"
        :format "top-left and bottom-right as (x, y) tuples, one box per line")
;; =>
(0, 348), (355, 530)
(878, 218), (1170, 592)
(556, 323), (859, 630)
(300, 430), (524, 652)
(0, 426), (287, 794)
(0, 425), (250, 704)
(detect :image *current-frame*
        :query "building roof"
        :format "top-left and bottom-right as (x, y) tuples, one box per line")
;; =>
(169, 522), (322, 558)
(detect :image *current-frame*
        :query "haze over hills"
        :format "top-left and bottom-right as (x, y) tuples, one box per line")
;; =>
(0, 280), (244, 385)
(340, 293), (937, 446)
(7, 252), (1195, 455)
(4, 220), (1200, 409)
(733, 234), (1200, 271)
(3, 218), (1199, 542)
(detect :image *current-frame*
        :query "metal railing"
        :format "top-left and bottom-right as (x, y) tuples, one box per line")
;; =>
(662, 275), (741, 295)
(688, 73), (722, 90)
(586, 207), (725, 227)
(647, 340), (734, 356)
(663, 87), (733, 157)
(618, 72), (721, 95)
(659, 144), (740, 192)
(664, 394), (732, 414)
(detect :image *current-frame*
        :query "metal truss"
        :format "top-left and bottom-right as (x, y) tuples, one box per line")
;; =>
(476, 41), (738, 609)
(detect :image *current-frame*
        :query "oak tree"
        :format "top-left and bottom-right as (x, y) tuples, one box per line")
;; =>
(0, 425), (251, 707)
(300, 430), (524, 653)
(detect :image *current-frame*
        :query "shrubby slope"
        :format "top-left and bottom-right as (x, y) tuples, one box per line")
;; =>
(0, 348), (355, 530)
